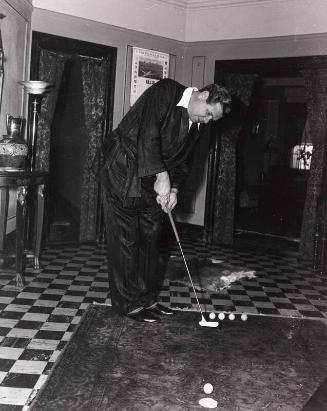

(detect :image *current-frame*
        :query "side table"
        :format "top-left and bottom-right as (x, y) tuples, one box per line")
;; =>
(0, 171), (47, 287)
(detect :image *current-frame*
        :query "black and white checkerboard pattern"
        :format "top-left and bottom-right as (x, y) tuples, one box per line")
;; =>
(0, 236), (326, 409)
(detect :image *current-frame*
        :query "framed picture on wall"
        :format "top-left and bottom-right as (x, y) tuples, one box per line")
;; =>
(130, 47), (169, 106)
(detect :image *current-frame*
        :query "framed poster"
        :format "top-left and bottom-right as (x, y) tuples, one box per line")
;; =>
(130, 47), (169, 106)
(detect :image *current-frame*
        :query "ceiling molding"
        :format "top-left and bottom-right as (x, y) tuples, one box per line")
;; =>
(157, 0), (297, 10)
(4, 0), (33, 20)
(187, 0), (295, 8)
(152, 0), (187, 9)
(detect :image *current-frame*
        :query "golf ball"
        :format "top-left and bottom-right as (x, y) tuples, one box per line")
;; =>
(209, 312), (216, 320)
(228, 313), (235, 321)
(241, 313), (248, 321)
(218, 312), (225, 320)
(203, 383), (213, 394)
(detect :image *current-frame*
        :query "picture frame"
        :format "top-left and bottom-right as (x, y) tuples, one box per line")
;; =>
(130, 47), (169, 106)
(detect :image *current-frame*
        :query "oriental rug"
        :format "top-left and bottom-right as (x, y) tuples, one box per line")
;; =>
(30, 305), (327, 411)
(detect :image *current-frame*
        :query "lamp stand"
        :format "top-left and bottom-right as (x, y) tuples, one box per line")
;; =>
(27, 94), (45, 171)
(19, 80), (54, 172)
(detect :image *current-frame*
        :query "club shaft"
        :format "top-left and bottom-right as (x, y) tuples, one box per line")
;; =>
(177, 242), (204, 316)
(168, 211), (204, 316)
(168, 210), (180, 242)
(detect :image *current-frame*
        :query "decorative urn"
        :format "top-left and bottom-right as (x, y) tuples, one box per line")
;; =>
(0, 115), (28, 170)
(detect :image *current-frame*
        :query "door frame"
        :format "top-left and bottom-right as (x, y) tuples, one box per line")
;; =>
(204, 54), (327, 244)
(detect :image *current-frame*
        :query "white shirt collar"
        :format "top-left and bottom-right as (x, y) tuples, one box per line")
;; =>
(176, 87), (197, 108)
(177, 87), (199, 129)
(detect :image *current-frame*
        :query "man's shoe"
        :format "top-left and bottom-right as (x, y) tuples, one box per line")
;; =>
(147, 303), (175, 316)
(128, 309), (161, 323)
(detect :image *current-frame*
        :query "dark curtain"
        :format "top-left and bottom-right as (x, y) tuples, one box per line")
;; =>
(299, 69), (327, 261)
(36, 49), (69, 171)
(211, 73), (256, 245)
(79, 58), (109, 242)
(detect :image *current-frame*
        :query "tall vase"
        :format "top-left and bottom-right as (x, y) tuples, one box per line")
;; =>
(0, 115), (28, 171)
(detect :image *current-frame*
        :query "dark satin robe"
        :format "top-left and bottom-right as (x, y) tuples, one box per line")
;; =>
(102, 78), (200, 200)
(101, 79), (200, 314)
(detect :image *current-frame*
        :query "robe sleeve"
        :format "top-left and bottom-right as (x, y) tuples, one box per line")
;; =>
(137, 82), (173, 177)
(169, 157), (192, 190)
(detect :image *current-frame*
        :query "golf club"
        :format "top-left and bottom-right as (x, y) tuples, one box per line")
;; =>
(167, 210), (219, 328)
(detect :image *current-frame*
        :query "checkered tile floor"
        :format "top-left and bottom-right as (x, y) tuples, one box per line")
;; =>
(0, 232), (326, 410)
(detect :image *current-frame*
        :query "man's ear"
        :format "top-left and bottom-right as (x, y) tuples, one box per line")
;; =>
(198, 90), (209, 101)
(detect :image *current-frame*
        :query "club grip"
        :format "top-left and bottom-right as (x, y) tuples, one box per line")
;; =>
(168, 211), (180, 243)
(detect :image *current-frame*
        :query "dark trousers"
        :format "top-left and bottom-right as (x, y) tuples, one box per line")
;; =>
(103, 176), (164, 315)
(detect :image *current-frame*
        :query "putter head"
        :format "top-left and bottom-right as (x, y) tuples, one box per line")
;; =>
(199, 315), (219, 328)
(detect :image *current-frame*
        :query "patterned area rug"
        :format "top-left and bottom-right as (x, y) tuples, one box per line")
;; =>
(30, 305), (327, 411)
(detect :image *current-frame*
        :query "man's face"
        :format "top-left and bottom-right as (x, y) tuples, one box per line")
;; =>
(188, 91), (224, 124)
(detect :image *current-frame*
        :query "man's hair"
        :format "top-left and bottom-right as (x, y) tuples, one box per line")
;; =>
(199, 84), (232, 115)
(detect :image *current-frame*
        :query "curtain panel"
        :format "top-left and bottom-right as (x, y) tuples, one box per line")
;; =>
(300, 69), (327, 261)
(36, 49), (69, 171)
(79, 58), (109, 242)
(211, 73), (256, 245)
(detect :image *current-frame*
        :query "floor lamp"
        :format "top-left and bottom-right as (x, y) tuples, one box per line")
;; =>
(19, 81), (53, 171)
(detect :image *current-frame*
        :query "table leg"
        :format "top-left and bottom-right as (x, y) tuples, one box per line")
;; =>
(0, 187), (9, 253)
(34, 184), (45, 270)
(16, 186), (27, 288)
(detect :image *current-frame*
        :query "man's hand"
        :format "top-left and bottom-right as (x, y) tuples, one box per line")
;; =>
(167, 189), (178, 212)
(154, 171), (170, 197)
(154, 171), (170, 211)
(159, 188), (178, 213)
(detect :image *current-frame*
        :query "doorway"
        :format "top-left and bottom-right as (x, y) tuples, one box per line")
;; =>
(30, 32), (117, 243)
(49, 58), (85, 242)
(203, 56), (327, 252)
(235, 75), (308, 240)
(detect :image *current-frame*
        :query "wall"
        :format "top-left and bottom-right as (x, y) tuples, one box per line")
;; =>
(181, 32), (327, 225)
(183, 32), (327, 87)
(0, 0), (32, 136)
(0, 1), (325, 233)
(31, 4), (327, 226)
(32, 8), (186, 129)
(0, 0), (32, 233)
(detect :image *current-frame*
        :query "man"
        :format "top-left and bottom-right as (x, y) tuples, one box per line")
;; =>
(101, 78), (231, 322)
